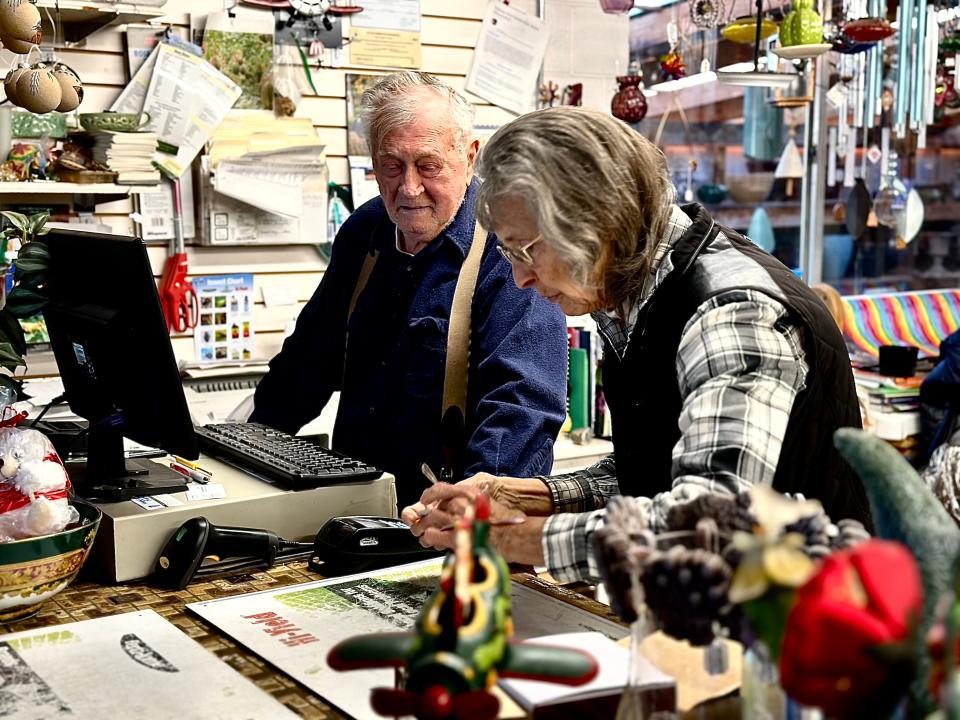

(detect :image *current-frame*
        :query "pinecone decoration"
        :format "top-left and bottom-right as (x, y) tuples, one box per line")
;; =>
(640, 545), (733, 646)
(783, 511), (832, 560)
(592, 496), (655, 623)
(665, 491), (757, 535)
(832, 518), (872, 550)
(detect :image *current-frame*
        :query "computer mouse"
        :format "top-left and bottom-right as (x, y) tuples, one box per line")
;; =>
(310, 516), (442, 575)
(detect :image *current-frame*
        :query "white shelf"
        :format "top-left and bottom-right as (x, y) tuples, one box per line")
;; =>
(0, 182), (157, 194)
(36, 0), (168, 46)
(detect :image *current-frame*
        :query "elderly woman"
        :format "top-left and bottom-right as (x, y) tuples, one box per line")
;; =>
(402, 107), (871, 583)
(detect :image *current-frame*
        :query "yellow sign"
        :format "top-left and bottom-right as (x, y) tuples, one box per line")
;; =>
(349, 27), (422, 69)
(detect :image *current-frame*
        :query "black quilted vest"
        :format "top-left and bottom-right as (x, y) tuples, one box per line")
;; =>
(601, 205), (872, 526)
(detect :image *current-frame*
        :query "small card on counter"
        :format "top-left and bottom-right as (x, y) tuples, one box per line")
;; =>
(186, 483), (227, 501)
(131, 496), (165, 511)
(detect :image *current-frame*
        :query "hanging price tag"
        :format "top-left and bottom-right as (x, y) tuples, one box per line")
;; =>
(826, 82), (848, 109)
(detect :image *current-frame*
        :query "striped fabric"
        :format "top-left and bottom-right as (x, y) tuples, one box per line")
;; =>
(841, 289), (960, 358)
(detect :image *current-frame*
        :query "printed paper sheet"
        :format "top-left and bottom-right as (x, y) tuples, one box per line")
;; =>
(0, 609), (297, 720)
(188, 558), (627, 720)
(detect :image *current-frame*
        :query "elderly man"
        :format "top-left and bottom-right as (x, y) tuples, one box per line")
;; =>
(251, 72), (567, 509)
(404, 107), (871, 582)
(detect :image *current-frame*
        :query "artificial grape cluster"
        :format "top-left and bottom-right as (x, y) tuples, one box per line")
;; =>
(832, 518), (871, 549)
(640, 544), (733, 647)
(784, 511), (832, 560)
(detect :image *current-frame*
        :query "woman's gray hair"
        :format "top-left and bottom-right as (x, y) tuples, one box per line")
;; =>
(476, 107), (676, 309)
(360, 71), (475, 155)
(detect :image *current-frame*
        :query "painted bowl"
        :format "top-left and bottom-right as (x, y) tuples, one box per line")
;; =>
(78, 111), (150, 133)
(0, 500), (101, 622)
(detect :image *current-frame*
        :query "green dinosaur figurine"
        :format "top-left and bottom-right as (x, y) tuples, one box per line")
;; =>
(835, 428), (960, 717)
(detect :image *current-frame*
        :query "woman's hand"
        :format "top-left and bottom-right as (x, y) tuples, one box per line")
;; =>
(401, 476), (547, 565)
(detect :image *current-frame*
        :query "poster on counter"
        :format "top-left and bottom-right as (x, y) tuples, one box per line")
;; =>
(188, 558), (627, 720)
(0, 610), (297, 719)
(192, 274), (255, 363)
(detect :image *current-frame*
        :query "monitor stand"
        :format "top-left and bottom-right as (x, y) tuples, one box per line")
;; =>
(68, 423), (189, 502)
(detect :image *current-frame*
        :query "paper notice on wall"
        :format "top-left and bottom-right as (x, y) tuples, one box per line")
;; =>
(193, 274), (255, 364)
(143, 43), (241, 179)
(135, 169), (196, 240)
(349, 155), (380, 209)
(350, 0), (420, 31)
(465, 1), (548, 115)
(349, 27), (421, 68)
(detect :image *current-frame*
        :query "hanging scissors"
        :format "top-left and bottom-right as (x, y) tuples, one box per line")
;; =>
(158, 177), (198, 333)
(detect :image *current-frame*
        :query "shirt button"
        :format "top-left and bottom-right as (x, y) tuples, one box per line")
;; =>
(380, 359), (387, 367)
(406, 265), (413, 272)
(368, 407), (375, 415)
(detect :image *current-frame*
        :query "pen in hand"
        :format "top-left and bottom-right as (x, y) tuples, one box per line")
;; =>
(417, 463), (441, 518)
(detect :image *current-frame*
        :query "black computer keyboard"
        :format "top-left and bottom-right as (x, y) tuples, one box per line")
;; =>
(194, 423), (382, 489)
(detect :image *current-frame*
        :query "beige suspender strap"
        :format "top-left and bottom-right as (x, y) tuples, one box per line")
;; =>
(442, 221), (487, 421)
(347, 248), (379, 323)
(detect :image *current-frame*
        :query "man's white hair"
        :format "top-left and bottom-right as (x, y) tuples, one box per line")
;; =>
(360, 71), (475, 154)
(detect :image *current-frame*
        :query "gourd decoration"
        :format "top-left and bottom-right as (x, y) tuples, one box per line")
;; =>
(51, 63), (82, 112)
(0, 0), (42, 54)
(779, 0), (824, 47)
(3, 62), (27, 106)
(15, 63), (61, 114)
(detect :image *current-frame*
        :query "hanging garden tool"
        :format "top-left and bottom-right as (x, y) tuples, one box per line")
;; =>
(158, 178), (198, 334)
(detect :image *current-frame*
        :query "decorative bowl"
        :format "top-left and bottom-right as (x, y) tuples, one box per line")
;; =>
(697, 183), (729, 205)
(0, 500), (101, 622)
(726, 172), (775, 204)
(78, 111), (150, 133)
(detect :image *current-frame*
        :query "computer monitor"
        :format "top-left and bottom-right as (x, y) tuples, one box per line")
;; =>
(41, 228), (199, 501)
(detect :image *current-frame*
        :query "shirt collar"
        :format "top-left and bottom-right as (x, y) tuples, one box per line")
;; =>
(591, 204), (694, 359)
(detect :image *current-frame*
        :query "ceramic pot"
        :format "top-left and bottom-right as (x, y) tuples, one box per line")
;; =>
(611, 75), (647, 124)
(780, 0), (823, 47)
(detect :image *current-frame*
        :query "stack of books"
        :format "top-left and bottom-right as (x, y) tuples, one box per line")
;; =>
(853, 368), (924, 441)
(91, 131), (160, 185)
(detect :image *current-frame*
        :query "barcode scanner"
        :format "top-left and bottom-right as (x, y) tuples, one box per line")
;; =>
(153, 517), (313, 590)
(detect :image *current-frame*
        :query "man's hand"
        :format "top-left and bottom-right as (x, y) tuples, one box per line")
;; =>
(401, 477), (548, 565)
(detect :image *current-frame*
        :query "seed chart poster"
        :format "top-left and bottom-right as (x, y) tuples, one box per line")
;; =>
(0, 610), (296, 719)
(193, 274), (255, 363)
(188, 559), (626, 720)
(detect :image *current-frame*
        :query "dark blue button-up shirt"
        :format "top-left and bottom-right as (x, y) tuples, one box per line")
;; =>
(251, 179), (568, 508)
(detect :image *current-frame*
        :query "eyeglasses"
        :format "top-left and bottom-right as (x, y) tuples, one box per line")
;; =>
(496, 235), (542, 266)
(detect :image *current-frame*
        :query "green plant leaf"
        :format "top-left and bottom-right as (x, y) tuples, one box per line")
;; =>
(4, 287), (47, 317)
(14, 257), (49, 278)
(27, 212), (49, 236)
(0, 311), (27, 357)
(0, 211), (28, 232)
(13, 269), (46, 289)
(0, 341), (22, 370)
(16, 241), (49, 263)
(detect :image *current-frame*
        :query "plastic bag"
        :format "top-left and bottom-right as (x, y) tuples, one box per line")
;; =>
(272, 47), (302, 118)
(0, 427), (78, 542)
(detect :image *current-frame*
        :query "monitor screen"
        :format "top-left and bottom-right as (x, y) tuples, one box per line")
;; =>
(41, 229), (199, 501)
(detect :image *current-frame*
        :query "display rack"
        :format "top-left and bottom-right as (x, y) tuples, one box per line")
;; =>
(37, 0), (167, 46)
(0, 182), (156, 195)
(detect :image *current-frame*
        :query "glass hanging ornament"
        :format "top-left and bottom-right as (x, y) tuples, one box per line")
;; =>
(689, 0), (724, 29)
(599, 0), (634, 13)
(659, 18), (687, 80)
(779, 0), (824, 47)
(873, 154), (908, 229)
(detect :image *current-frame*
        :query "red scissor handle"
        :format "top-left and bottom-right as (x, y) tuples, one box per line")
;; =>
(159, 252), (198, 333)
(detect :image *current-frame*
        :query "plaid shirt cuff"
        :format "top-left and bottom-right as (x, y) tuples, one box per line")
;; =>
(542, 456), (619, 513)
(542, 510), (606, 584)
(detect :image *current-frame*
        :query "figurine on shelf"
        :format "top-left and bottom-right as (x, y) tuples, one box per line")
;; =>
(328, 494), (598, 720)
(537, 80), (560, 109)
(659, 50), (686, 80)
(562, 82), (583, 107)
